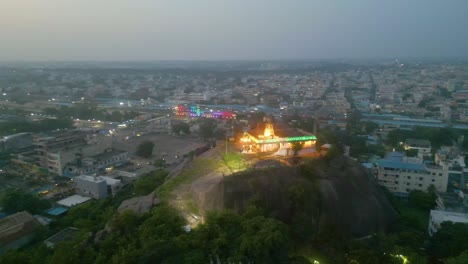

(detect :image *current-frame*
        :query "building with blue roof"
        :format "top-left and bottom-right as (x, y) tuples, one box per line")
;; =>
(46, 207), (69, 216)
(375, 152), (449, 194)
(361, 113), (468, 131)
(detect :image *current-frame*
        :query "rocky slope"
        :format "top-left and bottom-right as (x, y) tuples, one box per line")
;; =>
(191, 156), (398, 237)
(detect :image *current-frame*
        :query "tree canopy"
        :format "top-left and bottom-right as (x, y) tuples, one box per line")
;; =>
(135, 140), (154, 158)
(0, 188), (51, 214)
(172, 122), (190, 135)
(198, 118), (217, 140)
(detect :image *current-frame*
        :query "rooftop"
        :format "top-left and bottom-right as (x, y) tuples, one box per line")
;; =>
(76, 175), (106, 183)
(0, 211), (39, 247)
(377, 151), (427, 171)
(44, 227), (79, 248)
(91, 148), (127, 161)
(46, 207), (69, 216)
(430, 210), (468, 224)
(406, 138), (431, 148)
(56, 194), (91, 207)
(76, 175), (121, 185)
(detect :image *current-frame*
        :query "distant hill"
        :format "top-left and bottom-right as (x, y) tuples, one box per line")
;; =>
(191, 156), (398, 237)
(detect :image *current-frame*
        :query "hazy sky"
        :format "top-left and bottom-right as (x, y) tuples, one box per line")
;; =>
(1, 0), (468, 61)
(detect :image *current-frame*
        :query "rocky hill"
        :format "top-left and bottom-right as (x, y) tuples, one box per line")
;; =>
(191, 156), (398, 237)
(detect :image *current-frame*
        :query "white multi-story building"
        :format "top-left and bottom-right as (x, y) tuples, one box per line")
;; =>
(376, 152), (449, 194)
(75, 175), (122, 199)
(33, 131), (112, 175)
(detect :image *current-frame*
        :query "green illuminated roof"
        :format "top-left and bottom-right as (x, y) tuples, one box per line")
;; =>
(244, 133), (316, 144)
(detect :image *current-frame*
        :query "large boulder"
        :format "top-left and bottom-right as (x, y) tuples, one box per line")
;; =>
(191, 156), (398, 237)
(118, 192), (161, 214)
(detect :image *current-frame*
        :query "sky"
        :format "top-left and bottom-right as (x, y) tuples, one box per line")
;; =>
(1, 0), (468, 61)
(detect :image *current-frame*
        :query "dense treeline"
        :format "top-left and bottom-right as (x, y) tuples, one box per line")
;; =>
(387, 127), (468, 151)
(3, 193), (467, 263)
(43, 104), (140, 122)
(1, 168), (468, 263)
(0, 118), (73, 137)
(0, 188), (51, 214)
(315, 127), (386, 159)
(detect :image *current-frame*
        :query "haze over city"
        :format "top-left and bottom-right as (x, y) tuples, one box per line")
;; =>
(1, 0), (468, 61)
(2, 1), (468, 264)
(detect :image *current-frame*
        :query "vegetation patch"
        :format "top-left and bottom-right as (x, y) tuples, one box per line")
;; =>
(158, 158), (224, 200)
(223, 152), (247, 171)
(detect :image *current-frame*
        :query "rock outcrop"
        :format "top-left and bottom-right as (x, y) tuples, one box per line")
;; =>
(117, 192), (161, 214)
(191, 156), (398, 237)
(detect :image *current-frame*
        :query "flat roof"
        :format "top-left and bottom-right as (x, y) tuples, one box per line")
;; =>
(377, 159), (426, 171)
(406, 138), (431, 148)
(44, 227), (79, 247)
(76, 175), (106, 183)
(430, 210), (468, 224)
(76, 175), (121, 185)
(0, 211), (39, 246)
(47, 207), (69, 216)
(56, 195), (91, 207)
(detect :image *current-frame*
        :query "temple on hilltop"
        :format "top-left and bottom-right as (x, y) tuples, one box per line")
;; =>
(240, 120), (316, 156)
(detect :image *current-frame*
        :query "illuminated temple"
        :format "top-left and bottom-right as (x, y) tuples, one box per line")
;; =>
(240, 122), (317, 156)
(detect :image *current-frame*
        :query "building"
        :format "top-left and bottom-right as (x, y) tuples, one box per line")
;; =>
(56, 194), (91, 207)
(240, 122), (316, 156)
(0, 211), (40, 254)
(63, 148), (129, 177)
(0, 133), (33, 153)
(375, 152), (449, 195)
(44, 227), (79, 248)
(29, 130), (112, 175)
(75, 175), (122, 199)
(174, 105), (236, 119)
(404, 139), (431, 158)
(428, 210), (468, 236)
(428, 191), (468, 235)
(361, 113), (468, 131)
(435, 146), (468, 193)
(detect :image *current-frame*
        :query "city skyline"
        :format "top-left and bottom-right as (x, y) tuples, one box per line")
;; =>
(1, 0), (468, 61)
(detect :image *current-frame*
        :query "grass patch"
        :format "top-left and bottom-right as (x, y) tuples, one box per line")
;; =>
(223, 152), (247, 171)
(185, 200), (199, 215)
(158, 158), (224, 200)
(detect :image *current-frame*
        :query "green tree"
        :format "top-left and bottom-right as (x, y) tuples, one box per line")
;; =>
(153, 158), (166, 168)
(136, 140), (154, 158)
(324, 143), (344, 160)
(239, 216), (291, 263)
(408, 188), (437, 211)
(346, 110), (361, 133)
(1, 188), (51, 214)
(291, 141), (304, 156)
(364, 121), (379, 134)
(445, 250), (468, 264)
(198, 118), (217, 140)
(133, 170), (167, 195)
(405, 148), (418, 157)
(172, 122), (190, 135)
(112, 210), (143, 235)
(431, 222), (468, 260)
(137, 206), (186, 263)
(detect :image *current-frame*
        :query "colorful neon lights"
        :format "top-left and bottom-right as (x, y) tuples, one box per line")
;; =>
(244, 133), (316, 144)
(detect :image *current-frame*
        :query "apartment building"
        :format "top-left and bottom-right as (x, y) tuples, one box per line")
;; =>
(376, 152), (449, 195)
(75, 175), (122, 199)
(33, 130), (111, 175)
